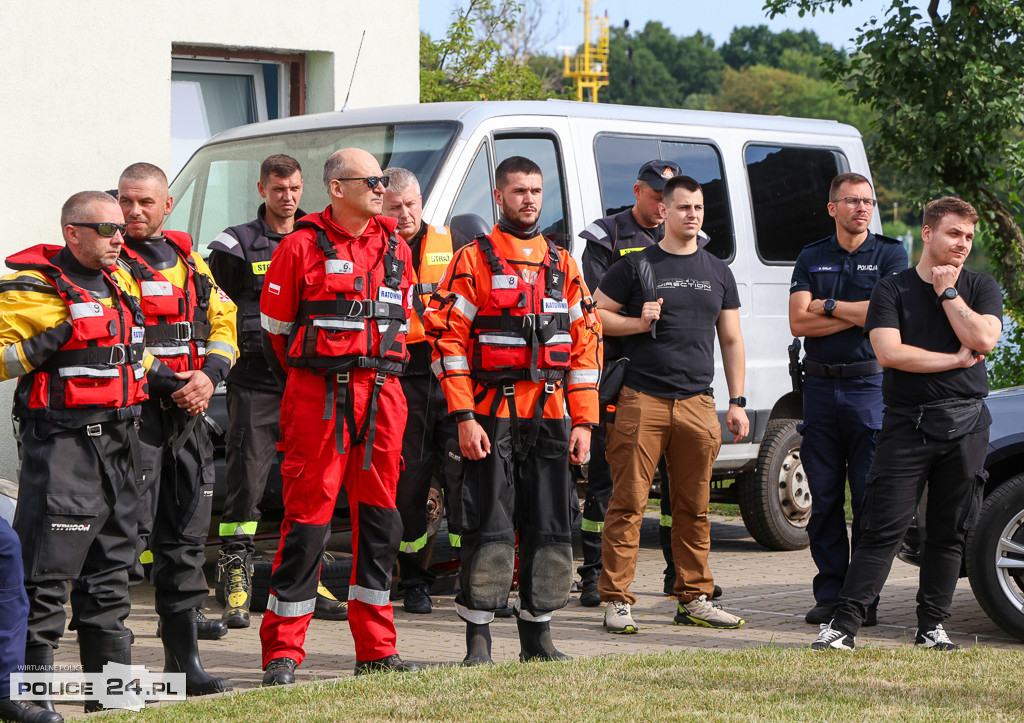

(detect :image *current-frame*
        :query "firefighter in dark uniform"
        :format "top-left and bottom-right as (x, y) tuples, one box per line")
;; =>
(115, 164), (237, 697)
(208, 155), (348, 627)
(427, 156), (602, 664)
(790, 173), (908, 626)
(381, 166), (461, 615)
(0, 191), (180, 720)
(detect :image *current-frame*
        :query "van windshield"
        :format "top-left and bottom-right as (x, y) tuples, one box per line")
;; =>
(166, 122), (458, 255)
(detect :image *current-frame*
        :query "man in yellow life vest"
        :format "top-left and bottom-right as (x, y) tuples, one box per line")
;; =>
(381, 167), (463, 615)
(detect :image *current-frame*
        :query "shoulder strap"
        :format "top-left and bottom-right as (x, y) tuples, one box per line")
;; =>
(626, 250), (658, 339)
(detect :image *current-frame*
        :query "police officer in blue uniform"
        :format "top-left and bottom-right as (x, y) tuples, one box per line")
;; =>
(789, 172), (908, 625)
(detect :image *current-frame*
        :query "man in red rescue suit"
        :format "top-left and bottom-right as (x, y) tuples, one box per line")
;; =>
(1, 191), (180, 720)
(426, 156), (602, 664)
(115, 163), (237, 697)
(381, 166), (462, 616)
(259, 147), (419, 684)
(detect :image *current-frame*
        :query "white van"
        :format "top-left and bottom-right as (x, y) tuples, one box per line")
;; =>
(165, 99), (881, 551)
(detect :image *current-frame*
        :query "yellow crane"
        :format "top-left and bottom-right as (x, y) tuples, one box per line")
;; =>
(562, 0), (610, 103)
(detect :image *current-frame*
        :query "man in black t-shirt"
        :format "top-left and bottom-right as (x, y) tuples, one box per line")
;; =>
(595, 175), (749, 633)
(812, 197), (1002, 652)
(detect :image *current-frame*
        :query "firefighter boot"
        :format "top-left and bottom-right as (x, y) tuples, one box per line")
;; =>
(517, 619), (571, 662)
(313, 582), (348, 621)
(78, 630), (132, 712)
(160, 609), (233, 696)
(22, 645), (58, 713)
(217, 550), (253, 629)
(462, 621), (493, 666)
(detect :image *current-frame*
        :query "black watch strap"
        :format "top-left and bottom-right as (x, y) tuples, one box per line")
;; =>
(729, 396), (746, 408)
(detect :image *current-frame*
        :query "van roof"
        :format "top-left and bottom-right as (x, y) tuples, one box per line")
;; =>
(204, 99), (863, 145)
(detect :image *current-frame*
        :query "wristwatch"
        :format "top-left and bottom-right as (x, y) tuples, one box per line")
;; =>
(729, 397), (747, 408)
(939, 287), (959, 303)
(823, 298), (837, 317)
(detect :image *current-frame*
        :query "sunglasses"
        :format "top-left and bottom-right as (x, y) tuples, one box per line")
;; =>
(335, 176), (391, 190)
(68, 222), (127, 237)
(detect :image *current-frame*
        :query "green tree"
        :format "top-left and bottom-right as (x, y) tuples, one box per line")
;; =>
(719, 25), (830, 69)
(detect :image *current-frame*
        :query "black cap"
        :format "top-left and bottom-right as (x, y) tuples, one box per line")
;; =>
(637, 160), (682, 191)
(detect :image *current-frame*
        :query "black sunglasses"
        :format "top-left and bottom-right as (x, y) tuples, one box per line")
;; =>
(335, 176), (391, 190)
(68, 222), (127, 237)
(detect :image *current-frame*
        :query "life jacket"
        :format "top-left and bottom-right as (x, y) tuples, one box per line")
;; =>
(7, 245), (148, 422)
(407, 225), (453, 346)
(286, 225), (408, 375)
(468, 234), (572, 384)
(118, 230), (212, 373)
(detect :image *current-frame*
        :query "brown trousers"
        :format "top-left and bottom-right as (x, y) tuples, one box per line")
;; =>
(598, 386), (721, 605)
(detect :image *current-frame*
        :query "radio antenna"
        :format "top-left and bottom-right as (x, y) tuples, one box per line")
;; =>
(341, 30), (366, 111)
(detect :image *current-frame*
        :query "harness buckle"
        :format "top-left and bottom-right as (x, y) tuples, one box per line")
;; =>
(108, 344), (127, 365)
(86, 424), (102, 437)
(374, 371), (387, 386)
(336, 372), (351, 385)
(544, 381), (556, 395)
(502, 384), (516, 397)
(174, 321), (193, 341)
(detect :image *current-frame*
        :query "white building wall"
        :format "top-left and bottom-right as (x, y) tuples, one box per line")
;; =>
(0, 0), (419, 259)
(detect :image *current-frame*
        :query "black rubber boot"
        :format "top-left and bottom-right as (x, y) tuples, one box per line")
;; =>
(0, 698), (63, 723)
(160, 609), (233, 696)
(22, 646), (57, 713)
(517, 619), (570, 662)
(78, 630), (132, 712)
(462, 622), (493, 666)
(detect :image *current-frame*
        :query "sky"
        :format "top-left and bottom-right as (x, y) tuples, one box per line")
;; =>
(420, 0), (895, 54)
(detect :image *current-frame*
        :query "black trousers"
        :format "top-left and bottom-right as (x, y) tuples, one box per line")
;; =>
(14, 417), (138, 649)
(137, 399), (215, 616)
(832, 409), (989, 635)
(395, 374), (457, 591)
(451, 416), (578, 621)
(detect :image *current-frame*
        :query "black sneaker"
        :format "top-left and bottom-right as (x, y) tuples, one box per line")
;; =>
(403, 585), (432, 614)
(915, 624), (959, 651)
(580, 580), (601, 607)
(810, 622), (855, 651)
(262, 657), (298, 686)
(354, 654), (420, 675)
(805, 599), (837, 625)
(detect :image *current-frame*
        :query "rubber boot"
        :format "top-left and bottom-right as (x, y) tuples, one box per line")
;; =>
(78, 630), (132, 712)
(517, 619), (570, 662)
(160, 609), (233, 696)
(462, 622), (493, 666)
(22, 645), (57, 713)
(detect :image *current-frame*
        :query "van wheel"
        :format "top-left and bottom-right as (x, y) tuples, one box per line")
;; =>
(738, 418), (810, 551)
(966, 474), (1024, 642)
(250, 556), (353, 613)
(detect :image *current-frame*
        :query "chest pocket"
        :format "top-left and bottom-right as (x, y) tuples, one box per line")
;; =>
(849, 274), (879, 301)
(323, 259), (364, 295)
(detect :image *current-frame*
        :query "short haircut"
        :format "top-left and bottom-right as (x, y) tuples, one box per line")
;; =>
(829, 172), (872, 200)
(382, 167), (420, 194)
(662, 175), (702, 202)
(322, 151), (348, 189)
(61, 191), (119, 229)
(261, 154), (301, 184)
(924, 196), (979, 228)
(495, 156), (542, 190)
(119, 162), (168, 190)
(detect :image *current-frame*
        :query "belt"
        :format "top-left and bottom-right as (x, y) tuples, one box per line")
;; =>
(803, 359), (882, 379)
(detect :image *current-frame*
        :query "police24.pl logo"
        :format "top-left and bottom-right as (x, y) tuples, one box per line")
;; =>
(13, 662), (185, 711)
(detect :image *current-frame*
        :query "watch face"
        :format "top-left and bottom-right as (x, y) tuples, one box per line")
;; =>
(824, 299), (836, 311)
(943, 287), (958, 300)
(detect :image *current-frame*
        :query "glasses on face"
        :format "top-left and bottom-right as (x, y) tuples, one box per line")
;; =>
(832, 197), (878, 208)
(335, 176), (390, 190)
(68, 222), (127, 237)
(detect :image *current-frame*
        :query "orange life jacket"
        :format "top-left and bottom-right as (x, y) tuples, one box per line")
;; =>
(407, 225), (453, 346)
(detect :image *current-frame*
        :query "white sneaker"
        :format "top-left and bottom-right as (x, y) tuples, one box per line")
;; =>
(675, 594), (745, 629)
(915, 624), (959, 651)
(811, 621), (856, 650)
(604, 600), (639, 634)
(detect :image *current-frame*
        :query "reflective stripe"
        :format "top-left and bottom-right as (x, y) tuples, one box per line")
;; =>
(58, 366), (119, 378)
(581, 517), (604, 533)
(261, 313), (294, 335)
(515, 604), (552, 623)
(3, 345), (27, 377)
(267, 594), (316, 617)
(583, 221), (608, 242)
(431, 355), (469, 379)
(448, 532), (462, 548)
(219, 521), (258, 537)
(141, 280), (173, 297)
(455, 601), (494, 625)
(452, 294), (478, 321)
(400, 530), (430, 554)
(348, 584), (391, 607)
(660, 514), (672, 527)
(569, 369), (600, 386)
(207, 340), (236, 361)
(313, 318), (364, 331)
(545, 333), (572, 346)
(478, 334), (526, 346)
(139, 549), (153, 565)
(132, 364), (145, 380)
(491, 274), (520, 290)
(68, 301), (104, 319)
(325, 259), (355, 275)
(210, 231), (239, 250)
(376, 319), (409, 334)
(149, 345), (191, 356)
(569, 301), (584, 323)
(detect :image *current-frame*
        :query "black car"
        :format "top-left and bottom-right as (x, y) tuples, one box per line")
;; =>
(898, 385), (1024, 641)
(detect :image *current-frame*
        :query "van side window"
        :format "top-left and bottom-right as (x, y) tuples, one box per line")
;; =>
(449, 143), (495, 228)
(594, 135), (734, 261)
(494, 135), (570, 248)
(745, 145), (845, 263)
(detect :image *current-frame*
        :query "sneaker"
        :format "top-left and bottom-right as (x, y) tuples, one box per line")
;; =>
(262, 657), (298, 686)
(403, 585), (432, 614)
(580, 580), (601, 608)
(675, 595), (745, 629)
(217, 551), (253, 629)
(805, 599), (836, 625)
(314, 583), (349, 620)
(811, 622), (855, 651)
(603, 600), (639, 634)
(915, 624), (958, 651)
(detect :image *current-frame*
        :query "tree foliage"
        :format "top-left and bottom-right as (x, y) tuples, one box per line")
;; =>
(719, 24), (831, 69)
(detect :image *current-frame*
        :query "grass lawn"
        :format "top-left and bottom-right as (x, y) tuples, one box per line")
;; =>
(105, 647), (1024, 722)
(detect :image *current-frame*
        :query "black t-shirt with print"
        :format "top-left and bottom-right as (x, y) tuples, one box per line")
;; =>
(599, 244), (740, 400)
(864, 267), (1002, 406)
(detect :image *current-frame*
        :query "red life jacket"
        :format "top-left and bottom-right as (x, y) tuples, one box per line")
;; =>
(287, 225), (408, 375)
(468, 234), (572, 384)
(7, 245), (148, 422)
(118, 230), (213, 373)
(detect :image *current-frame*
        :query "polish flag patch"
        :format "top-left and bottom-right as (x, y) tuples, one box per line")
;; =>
(268, 282), (281, 295)
(217, 287), (232, 303)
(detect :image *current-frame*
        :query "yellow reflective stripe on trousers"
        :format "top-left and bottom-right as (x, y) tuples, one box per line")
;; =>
(139, 549), (153, 565)
(348, 585), (391, 606)
(660, 514), (672, 527)
(448, 533), (462, 548)
(267, 594), (316, 617)
(219, 521), (258, 537)
(400, 530), (429, 554)
(581, 517), (604, 533)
